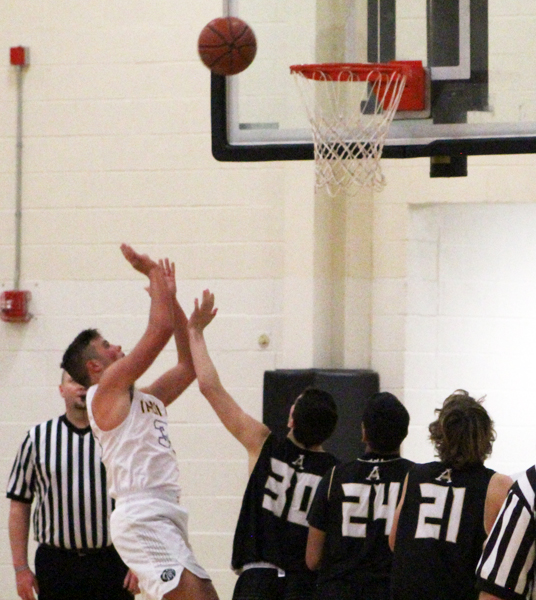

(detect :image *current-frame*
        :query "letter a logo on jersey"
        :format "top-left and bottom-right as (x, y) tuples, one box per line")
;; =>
(292, 455), (305, 470)
(366, 466), (381, 481)
(436, 469), (453, 484)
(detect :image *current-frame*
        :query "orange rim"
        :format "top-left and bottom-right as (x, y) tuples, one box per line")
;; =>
(290, 62), (408, 82)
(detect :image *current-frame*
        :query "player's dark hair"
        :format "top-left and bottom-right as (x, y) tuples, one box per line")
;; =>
(429, 389), (496, 469)
(362, 392), (410, 453)
(61, 329), (101, 388)
(291, 387), (338, 448)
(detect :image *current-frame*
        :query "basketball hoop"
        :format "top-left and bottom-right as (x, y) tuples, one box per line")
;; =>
(290, 61), (423, 194)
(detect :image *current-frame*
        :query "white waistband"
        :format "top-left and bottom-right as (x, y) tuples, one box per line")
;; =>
(240, 562), (285, 577)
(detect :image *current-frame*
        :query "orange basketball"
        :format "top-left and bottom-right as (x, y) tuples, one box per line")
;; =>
(198, 17), (257, 76)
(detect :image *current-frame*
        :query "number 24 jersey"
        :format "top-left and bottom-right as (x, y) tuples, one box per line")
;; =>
(307, 453), (414, 585)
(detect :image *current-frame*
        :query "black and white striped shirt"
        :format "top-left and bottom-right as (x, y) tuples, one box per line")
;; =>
(6, 415), (113, 550)
(476, 465), (536, 600)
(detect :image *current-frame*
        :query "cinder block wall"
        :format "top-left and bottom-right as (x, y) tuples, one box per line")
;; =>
(3, 1), (536, 599)
(376, 155), (536, 478)
(0, 1), (310, 597)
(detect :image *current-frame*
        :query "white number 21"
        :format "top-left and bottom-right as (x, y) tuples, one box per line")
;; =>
(415, 483), (466, 543)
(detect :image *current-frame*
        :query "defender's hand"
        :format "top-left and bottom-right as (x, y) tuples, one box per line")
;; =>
(188, 289), (218, 332)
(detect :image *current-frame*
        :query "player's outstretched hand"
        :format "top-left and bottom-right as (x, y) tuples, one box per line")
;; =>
(188, 289), (218, 332)
(159, 258), (177, 296)
(120, 243), (159, 276)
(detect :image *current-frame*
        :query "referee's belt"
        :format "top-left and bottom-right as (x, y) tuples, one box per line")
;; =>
(41, 544), (114, 557)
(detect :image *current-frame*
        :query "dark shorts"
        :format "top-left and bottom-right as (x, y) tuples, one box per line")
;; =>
(313, 577), (391, 600)
(35, 544), (133, 600)
(233, 568), (317, 600)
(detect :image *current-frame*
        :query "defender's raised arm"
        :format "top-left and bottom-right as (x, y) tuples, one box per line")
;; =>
(187, 290), (270, 467)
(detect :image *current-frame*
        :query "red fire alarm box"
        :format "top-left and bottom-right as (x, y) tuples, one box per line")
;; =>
(1, 290), (32, 322)
(10, 46), (29, 66)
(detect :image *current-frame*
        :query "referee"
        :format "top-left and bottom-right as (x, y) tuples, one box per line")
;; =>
(476, 467), (534, 600)
(6, 370), (139, 600)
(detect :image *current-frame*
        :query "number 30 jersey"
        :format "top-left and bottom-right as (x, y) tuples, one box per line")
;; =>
(307, 453), (414, 586)
(231, 433), (339, 573)
(391, 461), (495, 600)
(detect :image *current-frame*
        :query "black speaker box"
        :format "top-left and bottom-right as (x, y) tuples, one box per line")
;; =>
(263, 369), (379, 463)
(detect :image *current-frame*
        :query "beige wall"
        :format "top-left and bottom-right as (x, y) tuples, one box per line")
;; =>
(3, 1), (536, 599)
(375, 155), (536, 478)
(0, 2), (326, 596)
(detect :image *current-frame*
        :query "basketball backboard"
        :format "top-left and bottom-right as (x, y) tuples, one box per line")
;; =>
(211, 0), (536, 172)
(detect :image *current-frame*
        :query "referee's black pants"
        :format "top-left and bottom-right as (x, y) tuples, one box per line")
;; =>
(35, 544), (133, 600)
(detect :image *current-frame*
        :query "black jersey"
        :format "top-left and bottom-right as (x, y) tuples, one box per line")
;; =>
(391, 461), (495, 600)
(308, 453), (414, 586)
(232, 433), (339, 573)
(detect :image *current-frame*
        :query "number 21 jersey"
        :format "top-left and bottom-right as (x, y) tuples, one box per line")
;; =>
(391, 461), (495, 600)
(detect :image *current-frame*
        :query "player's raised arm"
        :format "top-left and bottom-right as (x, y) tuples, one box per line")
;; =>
(141, 258), (197, 405)
(188, 290), (270, 466)
(91, 245), (174, 430)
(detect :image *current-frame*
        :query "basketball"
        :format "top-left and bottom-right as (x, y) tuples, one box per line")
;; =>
(198, 17), (257, 76)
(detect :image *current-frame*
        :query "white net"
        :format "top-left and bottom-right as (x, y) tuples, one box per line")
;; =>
(291, 64), (407, 194)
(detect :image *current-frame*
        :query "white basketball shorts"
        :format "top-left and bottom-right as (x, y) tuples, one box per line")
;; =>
(111, 488), (211, 600)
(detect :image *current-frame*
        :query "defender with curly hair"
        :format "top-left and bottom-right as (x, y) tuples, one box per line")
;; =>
(389, 390), (512, 600)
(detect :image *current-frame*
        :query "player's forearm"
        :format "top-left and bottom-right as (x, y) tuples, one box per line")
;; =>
(188, 326), (240, 424)
(172, 297), (194, 371)
(306, 527), (326, 571)
(9, 501), (31, 568)
(100, 268), (173, 392)
(188, 325), (268, 450)
(188, 326), (223, 395)
(147, 267), (174, 340)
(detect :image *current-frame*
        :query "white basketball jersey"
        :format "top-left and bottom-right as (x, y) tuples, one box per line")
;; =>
(87, 385), (181, 499)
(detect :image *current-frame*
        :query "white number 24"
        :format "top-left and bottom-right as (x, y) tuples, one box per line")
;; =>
(341, 482), (401, 537)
